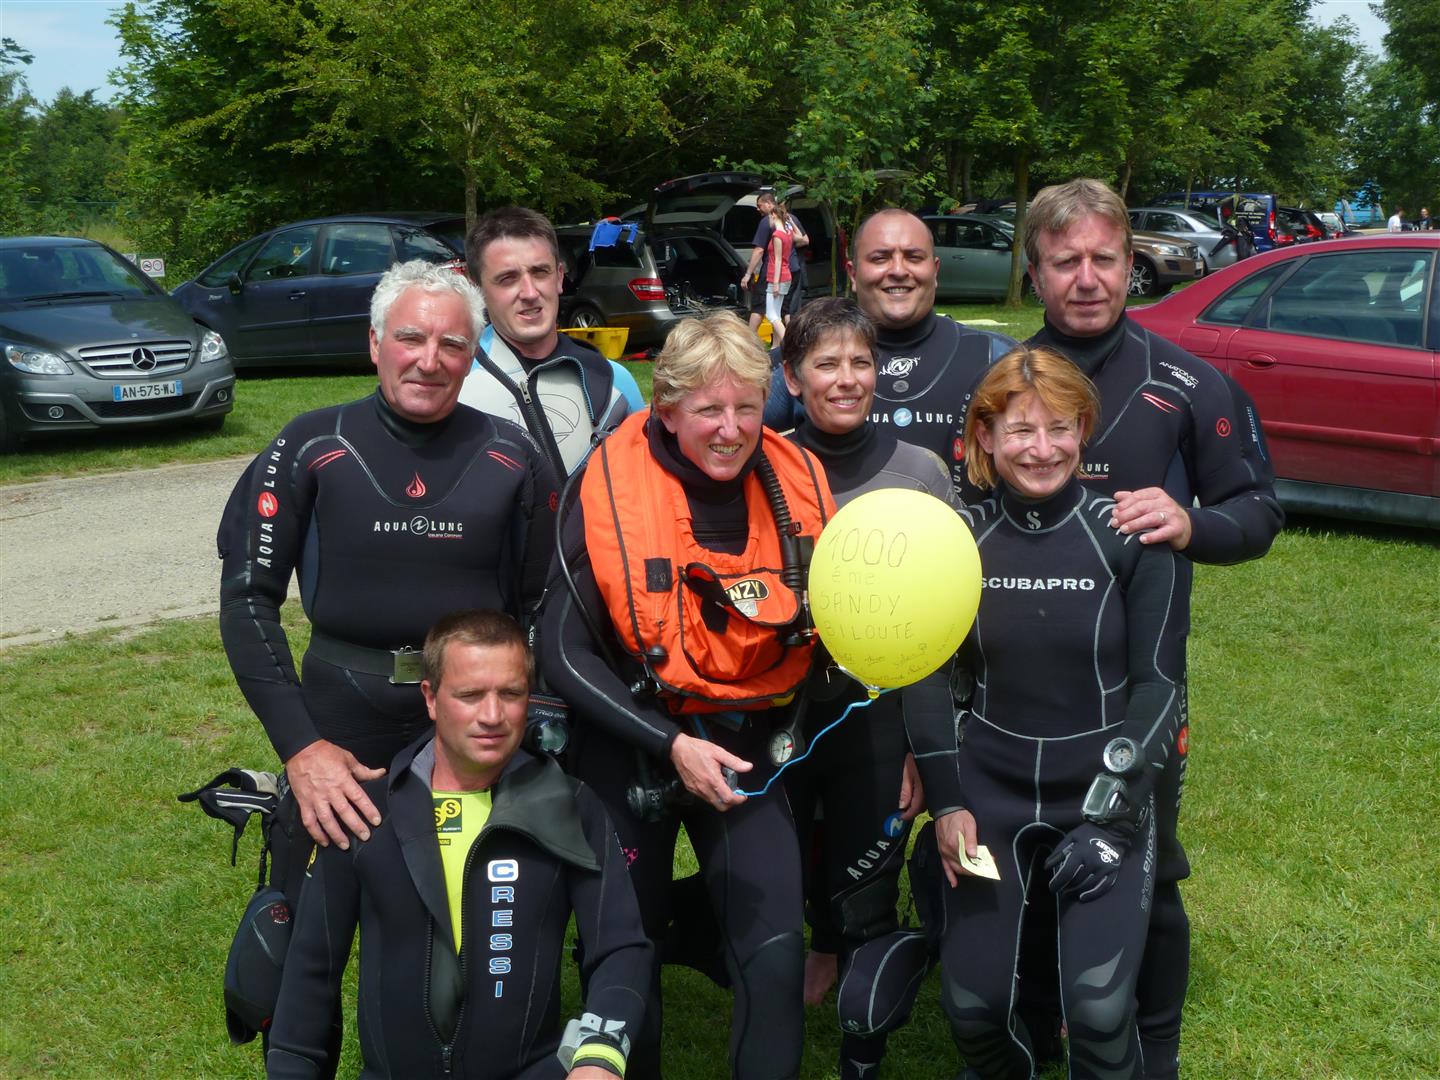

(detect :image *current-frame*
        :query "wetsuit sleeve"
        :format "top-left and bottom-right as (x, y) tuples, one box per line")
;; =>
(510, 440), (559, 625)
(764, 359), (799, 431)
(1118, 543), (1187, 806)
(608, 360), (645, 412)
(266, 842), (359, 1078)
(1179, 365), (1284, 565)
(541, 487), (683, 758)
(902, 661), (964, 815)
(567, 783), (653, 1073)
(217, 424), (320, 763)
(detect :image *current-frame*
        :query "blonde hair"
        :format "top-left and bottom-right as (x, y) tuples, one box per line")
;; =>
(1024, 178), (1132, 269)
(963, 346), (1099, 490)
(650, 309), (772, 410)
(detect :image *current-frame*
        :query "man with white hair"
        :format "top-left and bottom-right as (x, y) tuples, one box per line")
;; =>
(218, 259), (559, 953)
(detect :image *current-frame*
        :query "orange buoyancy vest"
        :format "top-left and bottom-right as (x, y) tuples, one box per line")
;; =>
(580, 412), (836, 714)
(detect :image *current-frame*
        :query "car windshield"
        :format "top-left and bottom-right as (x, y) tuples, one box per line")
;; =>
(0, 244), (154, 302)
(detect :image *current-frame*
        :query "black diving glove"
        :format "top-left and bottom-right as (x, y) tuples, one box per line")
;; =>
(1045, 821), (1131, 903)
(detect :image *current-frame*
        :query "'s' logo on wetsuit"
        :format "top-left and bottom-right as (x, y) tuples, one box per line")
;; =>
(406, 472), (427, 498)
(434, 797), (463, 832)
(256, 492), (279, 518)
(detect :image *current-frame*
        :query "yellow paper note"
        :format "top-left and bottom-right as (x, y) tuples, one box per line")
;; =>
(958, 842), (1001, 880)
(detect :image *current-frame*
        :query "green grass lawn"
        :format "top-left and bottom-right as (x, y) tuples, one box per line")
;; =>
(0, 518), (1434, 1078)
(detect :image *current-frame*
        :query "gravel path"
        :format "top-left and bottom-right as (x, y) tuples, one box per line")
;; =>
(0, 457), (295, 648)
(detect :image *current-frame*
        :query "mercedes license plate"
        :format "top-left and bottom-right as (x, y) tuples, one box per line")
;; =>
(113, 380), (182, 402)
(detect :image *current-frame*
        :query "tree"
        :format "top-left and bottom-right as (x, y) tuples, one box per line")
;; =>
(1348, 57), (1440, 216)
(0, 37), (36, 233)
(783, 0), (936, 241)
(26, 90), (127, 210)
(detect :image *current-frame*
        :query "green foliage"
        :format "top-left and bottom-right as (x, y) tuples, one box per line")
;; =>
(0, 37), (37, 233)
(1348, 56), (1440, 216)
(784, 0), (937, 235)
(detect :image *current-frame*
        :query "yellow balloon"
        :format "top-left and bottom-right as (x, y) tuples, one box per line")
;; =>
(808, 489), (980, 690)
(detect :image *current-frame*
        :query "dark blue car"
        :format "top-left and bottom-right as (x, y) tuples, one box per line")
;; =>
(172, 213), (465, 368)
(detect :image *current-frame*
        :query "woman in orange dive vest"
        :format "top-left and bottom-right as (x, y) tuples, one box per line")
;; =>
(541, 309), (835, 1080)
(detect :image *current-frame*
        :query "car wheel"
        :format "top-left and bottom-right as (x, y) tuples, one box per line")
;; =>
(569, 303), (605, 329)
(1129, 257), (1159, 297)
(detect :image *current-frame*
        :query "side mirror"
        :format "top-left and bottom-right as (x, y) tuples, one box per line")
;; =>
(227, 272), (244, 297)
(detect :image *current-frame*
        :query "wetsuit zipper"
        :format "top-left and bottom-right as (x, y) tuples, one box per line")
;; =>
(426, 835), (482, 1076)
(516, 369), (568, 480)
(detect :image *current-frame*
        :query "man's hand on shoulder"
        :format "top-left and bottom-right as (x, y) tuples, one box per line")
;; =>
(1111, 487), (1192, 550)
(286, 739), (386, 849)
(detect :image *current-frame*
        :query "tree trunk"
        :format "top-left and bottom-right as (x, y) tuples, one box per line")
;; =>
(1004, 152), (1031, 309)
(961, 151), (973, 204)
(1117, 159), (1132, 200)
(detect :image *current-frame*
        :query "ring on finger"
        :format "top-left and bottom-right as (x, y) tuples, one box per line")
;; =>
(1159, 511), (1168, 524)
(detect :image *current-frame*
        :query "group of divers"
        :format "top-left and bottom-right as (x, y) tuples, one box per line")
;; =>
(207, 178), (1283, 1080)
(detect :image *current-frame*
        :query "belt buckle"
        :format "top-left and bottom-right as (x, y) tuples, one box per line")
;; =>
(390, 647), (423, 685)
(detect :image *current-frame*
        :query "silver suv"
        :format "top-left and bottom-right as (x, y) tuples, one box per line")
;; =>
(556, 222), (747, 352)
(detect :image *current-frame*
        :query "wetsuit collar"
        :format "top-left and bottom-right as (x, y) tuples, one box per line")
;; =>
(481, 325), (606, 424)
(998, 475), (1087, 531)
(874, 310), (938, 352)
(372, 389), (454, 447)
(1033, 315), (1128, 378)
(790, 417), (878, 461)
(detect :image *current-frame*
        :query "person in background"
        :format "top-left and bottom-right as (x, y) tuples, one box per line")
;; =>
(741, 190), (780, 337)
(765, 200), (796, 346)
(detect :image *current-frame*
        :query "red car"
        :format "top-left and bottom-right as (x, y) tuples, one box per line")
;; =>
(1129, 235), (1438, 529)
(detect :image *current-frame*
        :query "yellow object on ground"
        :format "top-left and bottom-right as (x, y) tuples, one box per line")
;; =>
(758, 319), (773, 346)
(560, 326), (630, 359)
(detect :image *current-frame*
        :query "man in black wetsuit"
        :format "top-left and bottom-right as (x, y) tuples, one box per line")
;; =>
(950, 178), (1284, 1079)
(764, 209), (1014, 449)
(218, 259), (558, 912)
(460, 206), (631, 479)
(267, 610), (649, 1080)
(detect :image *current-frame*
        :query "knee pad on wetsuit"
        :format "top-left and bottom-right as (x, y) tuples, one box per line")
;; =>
(836, 928), (930, 1036)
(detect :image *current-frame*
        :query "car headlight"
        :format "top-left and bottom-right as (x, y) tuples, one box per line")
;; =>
(4, 344), (73, 375)
(199, 328), (229, 363)
(1150, 243), (1185, 257)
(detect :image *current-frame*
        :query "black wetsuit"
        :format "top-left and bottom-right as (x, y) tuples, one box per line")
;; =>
(267, 740), (651, 1080)
(949, 316), (1283, 1077)
(541, 420), (806, 1080)
(218, 392), (557, 884)
(783, 420), (962, 1079)
(763, 313), (1016, 443)
(940, 479), (1185, 1080)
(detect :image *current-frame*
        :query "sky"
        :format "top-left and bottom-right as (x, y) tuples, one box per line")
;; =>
(1, 0), (1393, 106)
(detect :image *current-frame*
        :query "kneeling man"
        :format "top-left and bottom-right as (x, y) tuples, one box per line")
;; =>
(267, 610), (651, 1079)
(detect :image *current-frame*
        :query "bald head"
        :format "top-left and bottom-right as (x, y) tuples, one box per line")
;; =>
(849, 209), (939, 331)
